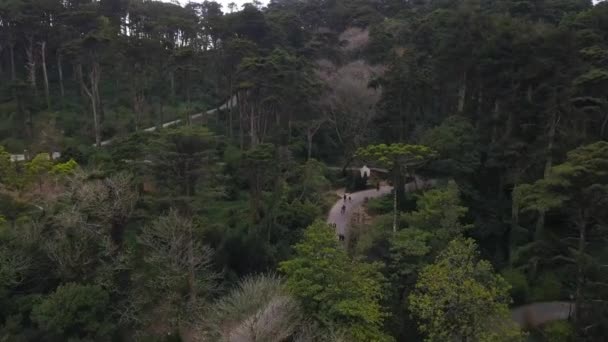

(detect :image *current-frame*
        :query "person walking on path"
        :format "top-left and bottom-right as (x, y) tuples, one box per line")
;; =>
(343, 194), (347, 202)
(341, 204), (346, 214)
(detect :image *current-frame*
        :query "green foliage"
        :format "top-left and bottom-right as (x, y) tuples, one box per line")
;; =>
(420, 116), (480, 176)
(357, 143), (437, 232)
(31, 283), (111, 338)
(388, 228), (432, 283)
(543, 321), (575, 342)
(515, 142), (608, 312)
(25, 153), (53, 189)
(501, 268), (529, 305)
(366, 195), (394, 215)
(352, 213), (396, 256)
(404, 181), (472, 250)
(515, 141), (608, 213)
(243, 143), (278, 222)
(0, 146), (17, 187)
(50, 158), (78, 176)
(3, 0), (608, 339)
(356, 143), (437, 171)
(280, 221), (392, 342)
(530, 272), (563, 302)
(409, 238), (524, 342)
(149, 126), (218, 199)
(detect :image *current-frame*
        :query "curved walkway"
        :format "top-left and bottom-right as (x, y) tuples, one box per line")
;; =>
(326, 184), (575, 329)
(100, 95), (237, 146)
(511, 301), (574, 328)
(327, 185), (392, 238)
(9, 96), (238, 161)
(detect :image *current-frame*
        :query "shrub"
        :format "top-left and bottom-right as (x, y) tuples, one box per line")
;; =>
(530, 272), (562, 302)
(366, 195), (393, 215)
(501, 268), (529, 305)
(31, 283), (112, 338)
(544, 321), (574, 342)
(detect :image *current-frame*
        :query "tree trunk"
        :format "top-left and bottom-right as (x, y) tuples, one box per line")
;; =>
(535, 111), (558, 241)
(187, 221), (197, 307)
(398, 90), (405, 141)
(458, 71), (467, 113)
(238, 93), (244, 150)
(76, 63), (86, 100)
(600, 109), (608, 138)
(170, 71), (175, 102)
(288, 112), (293, 142)
(307, 129), (313, 160)
(25, 38), (37, 97)
(91, 92), (101, 147)
(9, 42), (16, 81)
(476, 86), (483, 120)
(250, 106), (257, 147)
(133, 87), (144, 131)
(157, 100), (164, 130)
(228, 78), (234, 138)
(81, 62), (102, 147)
(575, 211), (586, 324)
(96, 81), (104, 125)
(392, 170), (399, 233)
(57, 52), (65, 99)
(40, 42), (50, 108)
(491, 101), (500, 143)
(186, 84), (191, 126)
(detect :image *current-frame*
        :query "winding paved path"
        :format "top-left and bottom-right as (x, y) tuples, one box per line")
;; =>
(327, 185), (392, 239)
(327, 179), (431, 239)
(100, 95), (237, 146)
(10, 96), (238, 161)
(326, 184), (575, 328)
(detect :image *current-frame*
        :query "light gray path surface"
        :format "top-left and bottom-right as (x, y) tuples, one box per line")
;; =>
(327, 185), (392, 238)
(511, 301), (574, 327)
(326, 179), (430, 239)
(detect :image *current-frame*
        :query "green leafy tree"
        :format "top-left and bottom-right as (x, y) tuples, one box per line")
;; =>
(280, 221), (392, 342)
(31, 283), (112, 339)
(236, 48), (319, 148)
(515, 141), (608, 320)
(389, 229), (431, 285)
(409, 238), (523, 342)
(243, 143), (278, 223)
(293, 159), (330, 204)
(149, 126), (218, 200)
(357, 143), (437, 232)
(0, 146), (18, 187)
(404, 181), (472, 250)
(25, 153), (53, 190)
(420, 116), (481, 177)
(50, 158), (78, 176)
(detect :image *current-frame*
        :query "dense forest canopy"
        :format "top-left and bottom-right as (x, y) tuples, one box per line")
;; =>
(1, 0), (608, 341)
